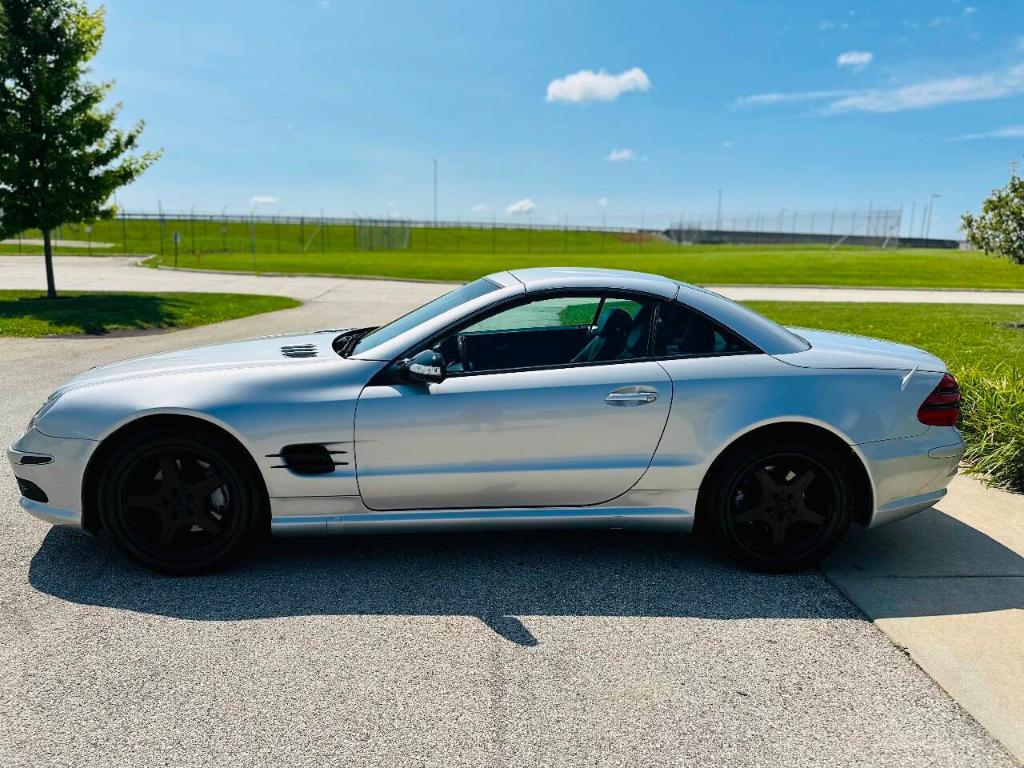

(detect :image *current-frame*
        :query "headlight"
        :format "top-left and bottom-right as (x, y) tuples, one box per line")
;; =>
(28, 390), (65, 431)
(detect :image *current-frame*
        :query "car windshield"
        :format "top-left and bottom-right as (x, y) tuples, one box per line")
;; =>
(350, 277), (500, 356)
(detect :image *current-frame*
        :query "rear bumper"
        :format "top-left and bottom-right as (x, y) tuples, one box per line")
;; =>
(7, 429), (96, 530)
(857, 427), (963, 528)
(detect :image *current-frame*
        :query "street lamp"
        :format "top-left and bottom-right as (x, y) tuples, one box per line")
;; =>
(924, 194), (940, 240)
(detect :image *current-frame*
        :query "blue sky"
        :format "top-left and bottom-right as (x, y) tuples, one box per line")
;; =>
(94, 1), (1024, 237)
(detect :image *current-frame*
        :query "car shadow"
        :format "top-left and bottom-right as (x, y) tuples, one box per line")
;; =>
(823, 507), (1024, 619)
(29, 527), (864, 646)
(31, 508), (1023, 646)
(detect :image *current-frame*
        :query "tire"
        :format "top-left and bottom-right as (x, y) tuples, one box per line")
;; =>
(704, 436), (853, 572)
(97, 426), (264, 574)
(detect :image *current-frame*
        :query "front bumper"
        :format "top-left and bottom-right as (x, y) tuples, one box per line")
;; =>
(857, 427), (964, 528)
(8, 429), (97, 530)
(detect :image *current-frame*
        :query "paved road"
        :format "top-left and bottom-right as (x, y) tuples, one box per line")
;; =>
(0, 298), (1016, 767)
(5, 255), (1024, 304)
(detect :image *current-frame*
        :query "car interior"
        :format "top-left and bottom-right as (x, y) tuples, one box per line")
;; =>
(422, 294), (752, 375)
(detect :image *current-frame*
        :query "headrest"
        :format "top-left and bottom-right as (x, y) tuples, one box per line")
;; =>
(596, 308), (632, 338)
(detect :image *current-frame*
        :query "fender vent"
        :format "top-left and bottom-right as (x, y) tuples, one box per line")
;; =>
(267, 444), (348, 475)
(281, 344), (318, 358)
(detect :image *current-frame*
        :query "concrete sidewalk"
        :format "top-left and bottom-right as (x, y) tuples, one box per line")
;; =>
(5, 255), (1024, 304)
(824, 475), (1024, 762)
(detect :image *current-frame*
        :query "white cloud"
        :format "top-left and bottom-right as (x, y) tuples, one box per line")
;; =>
(963, 6), (977, 15)
(828, 63), (1024, 113)
(250, 195), (280, 205)
(471, 203), (488, 212)
(319, 0), (331, 9)
(597, 197), (609, 207)
(734, 89), (851, 108)
(506, 198), (536, 215)
(546, 67), (651, 104)
(721, 140), (734, 148)
(952, 124), (1024, 140)
(837, 50), (873, 71)
(607, 148), (635, 161)
(930, 16), (951, 28)
(737, 62), (1024, 114)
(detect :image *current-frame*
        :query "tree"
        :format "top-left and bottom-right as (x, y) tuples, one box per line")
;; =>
(0, 0), (159, 298)
(962, 161), (1024, 265)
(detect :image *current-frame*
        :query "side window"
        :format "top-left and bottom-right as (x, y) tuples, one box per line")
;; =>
(429, 294), (654, 374)
(653, 301), (751, 357)
(463, 296), (601, 333)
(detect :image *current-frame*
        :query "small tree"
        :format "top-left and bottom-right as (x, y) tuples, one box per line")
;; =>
(962, 161), (1024, 265)
(0, 0), (159, 298)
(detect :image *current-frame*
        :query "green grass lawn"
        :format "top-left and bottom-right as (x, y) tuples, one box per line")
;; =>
(746, 301), (1024, 371)
(6, 216), (1024, 290)
(138, 246), (1024, 291)
(0, 291), (300, 337)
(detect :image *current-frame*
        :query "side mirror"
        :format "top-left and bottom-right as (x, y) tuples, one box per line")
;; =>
(404, 349), (446, 384)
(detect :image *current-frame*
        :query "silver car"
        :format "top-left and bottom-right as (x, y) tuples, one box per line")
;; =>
(9, 267), (964, 574)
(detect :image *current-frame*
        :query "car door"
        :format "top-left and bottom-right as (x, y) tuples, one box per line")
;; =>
(353, 293), (673, 511)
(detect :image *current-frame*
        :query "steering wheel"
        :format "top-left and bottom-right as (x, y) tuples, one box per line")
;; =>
(456, 334), (474, 372)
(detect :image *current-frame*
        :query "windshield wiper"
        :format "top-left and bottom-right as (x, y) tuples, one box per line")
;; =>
(333, 327), (376, 358)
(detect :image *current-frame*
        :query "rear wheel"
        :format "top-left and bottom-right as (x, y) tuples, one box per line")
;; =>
(97, 427), (263, 574)
(705, 437), (853, 572)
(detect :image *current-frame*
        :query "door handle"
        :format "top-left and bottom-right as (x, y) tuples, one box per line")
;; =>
(605, 386), (659, 406)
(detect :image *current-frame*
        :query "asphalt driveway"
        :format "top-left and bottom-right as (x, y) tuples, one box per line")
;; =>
(0, 295), (1017, 767)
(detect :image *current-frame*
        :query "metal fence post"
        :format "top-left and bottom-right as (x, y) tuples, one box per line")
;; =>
(158, 201), (165, 260)
(250, 213), (256, 271)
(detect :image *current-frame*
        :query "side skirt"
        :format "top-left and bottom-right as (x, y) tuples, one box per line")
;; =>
(269, 491), (697, 537)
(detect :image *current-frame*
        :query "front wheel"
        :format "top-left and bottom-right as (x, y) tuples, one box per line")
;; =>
(704, 437), (853, 572)
(97, 427), (263, 574)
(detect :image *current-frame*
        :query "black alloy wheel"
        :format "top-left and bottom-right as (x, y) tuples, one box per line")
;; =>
(706, 438), (853, 572)
(98, 428), (262, 574)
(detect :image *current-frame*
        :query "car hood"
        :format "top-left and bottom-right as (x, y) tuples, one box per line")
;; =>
(65, 330), (351, 388)
(775, 328), (946, 372)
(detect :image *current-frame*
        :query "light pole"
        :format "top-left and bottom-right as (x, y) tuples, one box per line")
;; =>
(716, 190), (723, 230)
(924, 194), (940, 240)
(432, 158), (438, 225)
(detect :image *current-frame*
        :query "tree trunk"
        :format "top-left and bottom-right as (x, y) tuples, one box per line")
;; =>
(42, 228), (57, 299)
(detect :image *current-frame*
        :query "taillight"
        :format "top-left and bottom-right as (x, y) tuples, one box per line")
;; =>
(917, 372), (961, 426)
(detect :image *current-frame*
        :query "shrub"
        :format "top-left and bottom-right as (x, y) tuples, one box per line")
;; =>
(961, 160), (1024, 265)
(957, 365), (1024, 492)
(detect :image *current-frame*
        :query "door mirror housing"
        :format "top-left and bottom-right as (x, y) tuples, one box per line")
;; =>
(404, 349), (446, 383)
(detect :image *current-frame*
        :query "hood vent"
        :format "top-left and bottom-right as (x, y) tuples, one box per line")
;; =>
(281, 343), (318, 358)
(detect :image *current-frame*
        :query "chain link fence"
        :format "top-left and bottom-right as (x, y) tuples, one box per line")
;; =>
(0, 206), (959, 259)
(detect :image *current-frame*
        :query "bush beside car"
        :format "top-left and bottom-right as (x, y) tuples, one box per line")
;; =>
(958, 365), (1024, 493)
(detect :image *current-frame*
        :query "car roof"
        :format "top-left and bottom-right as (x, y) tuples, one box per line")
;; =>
(498, 267), (684, 299)
(493, 266), (808, 355)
